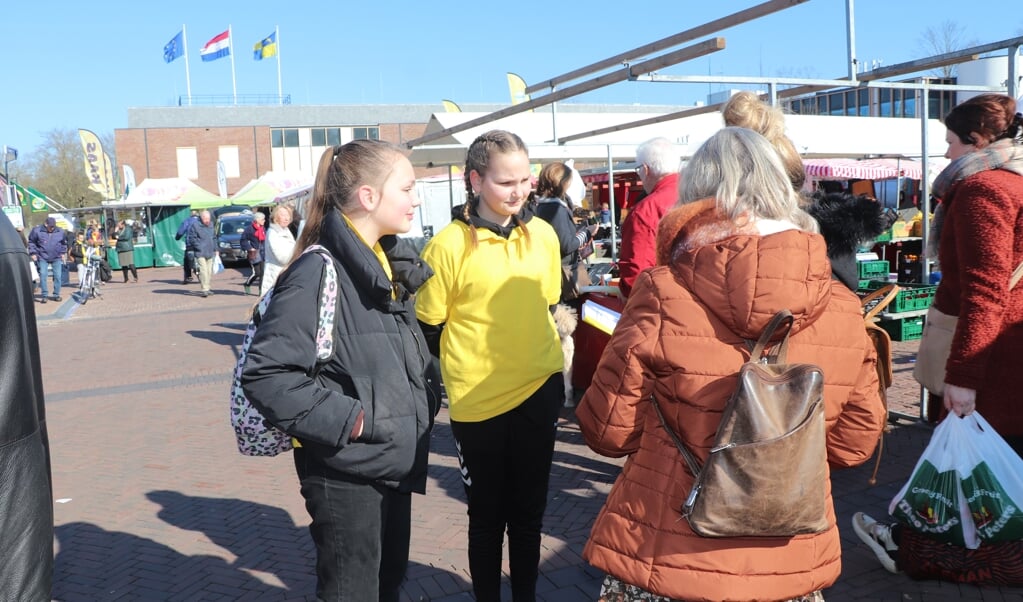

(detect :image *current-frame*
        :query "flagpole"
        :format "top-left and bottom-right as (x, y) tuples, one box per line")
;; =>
(229, 24), (237, 105)
(275, 25), (282, 105)
(182, 25), (192, 105)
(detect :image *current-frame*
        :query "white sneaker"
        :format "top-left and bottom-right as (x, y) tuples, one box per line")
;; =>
(852, 512), (899, 573)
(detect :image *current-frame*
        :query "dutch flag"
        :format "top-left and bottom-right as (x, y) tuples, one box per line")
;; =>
(200, 30), (231, 62)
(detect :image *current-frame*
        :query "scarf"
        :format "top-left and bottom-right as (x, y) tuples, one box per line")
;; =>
(928, 138), (1023, 257)
(253, 222), (266, 242)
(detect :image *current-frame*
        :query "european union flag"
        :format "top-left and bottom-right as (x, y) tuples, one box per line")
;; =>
(253, 32), (277, 61)
(164, 30), (184, 64)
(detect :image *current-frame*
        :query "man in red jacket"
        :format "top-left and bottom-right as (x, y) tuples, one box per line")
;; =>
(618, 137), (679, 297)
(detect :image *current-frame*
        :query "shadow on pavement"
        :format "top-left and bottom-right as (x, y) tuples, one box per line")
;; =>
(146, 490), (315, 596)
(54, 521), (302, 600)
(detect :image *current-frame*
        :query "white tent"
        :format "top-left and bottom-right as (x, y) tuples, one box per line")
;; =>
(408, 111), (950, 167)
(114, 178), (221, 206)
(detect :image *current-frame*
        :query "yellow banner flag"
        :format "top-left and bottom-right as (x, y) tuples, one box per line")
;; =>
(79, 129), (116, 199)
(506, 73), (532, 111)
(442, 100), (461, 113)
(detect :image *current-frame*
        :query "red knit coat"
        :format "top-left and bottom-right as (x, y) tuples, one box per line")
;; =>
(934, 169), (1023, 436)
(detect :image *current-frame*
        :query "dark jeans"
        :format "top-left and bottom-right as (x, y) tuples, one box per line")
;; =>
(450, 374), (561, 602)
(183, 250), (195, 280)
(294, 448), (412, 602)
(246, 260), (264, 288)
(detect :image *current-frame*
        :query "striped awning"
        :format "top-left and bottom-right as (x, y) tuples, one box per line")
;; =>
(804, 158), (908, 181)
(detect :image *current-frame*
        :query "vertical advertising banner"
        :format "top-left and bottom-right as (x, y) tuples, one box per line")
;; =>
(78, 129), (116, 199)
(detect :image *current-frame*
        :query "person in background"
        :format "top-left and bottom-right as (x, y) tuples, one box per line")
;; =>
(28, 216), (67, 304)
(0, 213), (54, 599)
(599, 202), (611, 225)
(532, 161), (598, 303)
(241, 139), (435, 601)
(69, 230), (90, 284)
(721, 90), (807, 193)
(617, 137), (679, 298)
(187, 210), (217, 298)
(854, 93), (1023, 583)
(416, 130), (563, 602)
(241, 212), (267, 294)
(261, 204), (297, 296)
(532, 161), (598, 406)
(577, 127), (885, 602)
(113, 220), (138, 283)
(175, 210), (199, 284)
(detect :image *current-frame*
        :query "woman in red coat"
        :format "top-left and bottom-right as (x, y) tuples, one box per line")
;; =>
(928, 94), (1023, 445)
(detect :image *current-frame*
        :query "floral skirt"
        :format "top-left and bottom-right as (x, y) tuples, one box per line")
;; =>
(599, 575), (825, 602)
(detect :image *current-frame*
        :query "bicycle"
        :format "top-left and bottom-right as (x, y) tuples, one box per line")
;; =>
(74, 255), (103, 305)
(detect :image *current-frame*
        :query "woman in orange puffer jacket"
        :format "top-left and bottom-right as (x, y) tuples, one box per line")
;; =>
(576, 127), (886, 602)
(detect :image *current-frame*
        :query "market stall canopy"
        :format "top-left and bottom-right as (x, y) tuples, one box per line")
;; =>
(804, 158), (914, 180)
(113, 178), (221, 207)
(408, 111), (950, 167)
(231, 171), (313, 205)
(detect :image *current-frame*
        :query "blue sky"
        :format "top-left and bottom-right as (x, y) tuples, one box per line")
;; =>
(2, 1), (1020, 162)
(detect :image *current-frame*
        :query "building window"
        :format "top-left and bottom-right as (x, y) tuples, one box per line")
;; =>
(327, 128), (342, 146)
(176, 147), (198, 180)
(353, 127), (379, 140)
(311, 128), (326, 146)
(271, 128), (300, 147)
(218, 146), (240, 178)
(858, 89), (870, 116)
(829, 92), (843, 116)
(310, 127), (343, 147)
(845, 91), (857, 116)
(879, 89), (892, 117)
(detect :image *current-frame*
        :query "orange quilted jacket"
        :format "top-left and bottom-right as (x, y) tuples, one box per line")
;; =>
(577, 201), (886, 602)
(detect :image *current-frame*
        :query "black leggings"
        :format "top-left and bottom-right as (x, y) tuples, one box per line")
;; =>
(450, 374), (561, 602)
(121, 263), (137, 282)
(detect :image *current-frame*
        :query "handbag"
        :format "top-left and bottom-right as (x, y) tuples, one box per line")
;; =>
(650, 310), (829, 538)
(861, 283), (900, 485)
(914, 261), (1023, 395)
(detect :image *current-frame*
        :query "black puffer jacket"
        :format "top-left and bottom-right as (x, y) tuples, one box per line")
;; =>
(0, 216), (54, 599)
(241, 209), (434, 493)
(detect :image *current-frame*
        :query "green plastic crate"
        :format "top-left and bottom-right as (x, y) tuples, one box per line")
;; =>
(878, 315), (924, 341)
(858, 279), (872, 290)
(875, 229), (893, 243)
(865, 281), (937, 313)
(858, 259), (890, 280)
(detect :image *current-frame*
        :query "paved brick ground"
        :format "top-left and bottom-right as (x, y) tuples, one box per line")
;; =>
(35, 267), (1023, 601)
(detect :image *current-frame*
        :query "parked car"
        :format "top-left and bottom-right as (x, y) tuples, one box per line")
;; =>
(216, 212), (254, 265)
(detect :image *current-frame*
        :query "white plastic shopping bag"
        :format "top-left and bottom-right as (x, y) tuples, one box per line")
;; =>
(889, 415), (979, 548)
(889, 413), (1023, 549)
(955, 413), (1023, 543)
(213, 253), (225, 274)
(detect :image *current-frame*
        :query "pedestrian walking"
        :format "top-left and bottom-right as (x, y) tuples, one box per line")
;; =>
(27, 216), (67, 303)
(187, 211), (217, 297)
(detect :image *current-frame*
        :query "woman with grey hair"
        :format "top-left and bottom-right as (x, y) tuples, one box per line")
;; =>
(576, 127), (885, 602)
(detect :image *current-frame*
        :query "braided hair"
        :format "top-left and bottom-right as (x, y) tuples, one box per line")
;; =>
(944, 94), (1023, 146)
(462, 130), (531, 249)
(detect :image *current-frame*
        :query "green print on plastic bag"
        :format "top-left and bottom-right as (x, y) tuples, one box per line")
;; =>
(963, 461), (1023, 542)
(891, 460), (970, 548)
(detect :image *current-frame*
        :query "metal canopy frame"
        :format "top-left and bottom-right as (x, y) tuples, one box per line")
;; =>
(408, 0), (1023, 338)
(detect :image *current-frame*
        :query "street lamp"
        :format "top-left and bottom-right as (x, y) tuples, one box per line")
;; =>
(2, 145), (17, 182)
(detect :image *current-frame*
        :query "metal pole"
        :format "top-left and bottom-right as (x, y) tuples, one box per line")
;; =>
(276, 25), (283, 104)
(846, 0), (858, 83)
(229, 25), (238, 105)
(551, 88), (558, 144)
(1009, 44), (1020, 99)
(182, 25), (192, 104)
(606, 144), (618, 263)
(919, 79), (932, 422)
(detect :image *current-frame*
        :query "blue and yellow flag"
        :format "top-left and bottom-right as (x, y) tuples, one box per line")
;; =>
(253, 32), (277, 61)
